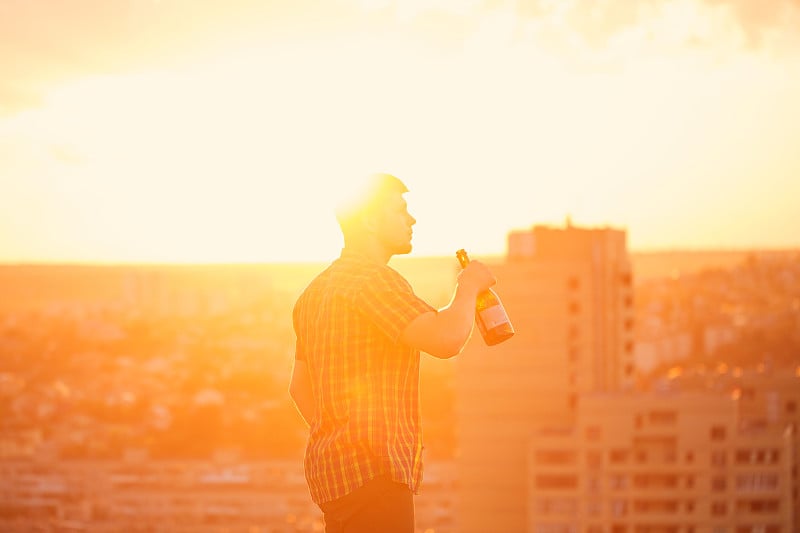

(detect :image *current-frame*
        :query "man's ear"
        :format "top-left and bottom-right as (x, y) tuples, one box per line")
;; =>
(361, 212), (380, 234)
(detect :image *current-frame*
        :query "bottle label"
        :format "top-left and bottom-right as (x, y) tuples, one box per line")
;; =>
(478, 304), (509, 330)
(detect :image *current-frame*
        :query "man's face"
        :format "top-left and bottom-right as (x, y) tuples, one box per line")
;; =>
(373, 191), (416, 256)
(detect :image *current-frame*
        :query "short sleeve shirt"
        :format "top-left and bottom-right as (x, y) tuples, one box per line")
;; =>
(292, 249), (436, 504)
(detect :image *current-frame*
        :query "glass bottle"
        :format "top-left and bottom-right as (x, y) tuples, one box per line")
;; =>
(456, 249), (515, 346)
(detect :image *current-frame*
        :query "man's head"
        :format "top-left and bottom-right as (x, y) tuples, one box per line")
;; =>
(335, 173), (417, 257)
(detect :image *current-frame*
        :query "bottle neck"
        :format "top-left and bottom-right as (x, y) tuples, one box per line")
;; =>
(456, 249), (470, 268)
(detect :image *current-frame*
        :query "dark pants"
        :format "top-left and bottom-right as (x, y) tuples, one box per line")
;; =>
(319, 475), (415, 533)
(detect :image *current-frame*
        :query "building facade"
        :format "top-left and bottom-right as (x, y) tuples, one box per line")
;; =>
(455, 223), (635, 533)
(527, 392), (795, 533)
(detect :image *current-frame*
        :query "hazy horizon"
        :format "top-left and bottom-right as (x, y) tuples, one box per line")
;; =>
(0, 244), (796, 267)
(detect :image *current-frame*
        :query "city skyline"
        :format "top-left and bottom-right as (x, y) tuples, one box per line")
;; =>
(2, 0), (800, 264)
(2, 222), (797, 532)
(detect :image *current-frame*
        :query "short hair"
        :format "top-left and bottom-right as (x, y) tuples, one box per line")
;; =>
(334, 173), (409, 237)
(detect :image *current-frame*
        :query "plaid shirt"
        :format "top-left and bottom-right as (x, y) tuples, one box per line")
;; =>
(292, 249), (435, 504)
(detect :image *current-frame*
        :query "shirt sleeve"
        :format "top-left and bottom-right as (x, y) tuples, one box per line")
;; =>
(357, 266), (436, 343)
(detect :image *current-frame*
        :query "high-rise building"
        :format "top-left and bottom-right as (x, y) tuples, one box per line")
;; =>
(455, 223), (635, 533)
(526, 391), (795, 533)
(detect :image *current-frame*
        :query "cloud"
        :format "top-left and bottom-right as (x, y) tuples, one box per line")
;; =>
(48, 144), (86, 166)
(509, 0), (800, 51)
(1, 0), (797, 118)
(706, 0), (800, 44)
(0, 85), (44, 116)
(0, 0), (360, 116)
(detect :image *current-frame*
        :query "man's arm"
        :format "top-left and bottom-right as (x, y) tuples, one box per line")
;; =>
(288, 359), (315, 427)
(401, 260), (496, 359)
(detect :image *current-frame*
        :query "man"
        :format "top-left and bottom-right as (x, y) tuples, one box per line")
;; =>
(289, 173), (497, 532)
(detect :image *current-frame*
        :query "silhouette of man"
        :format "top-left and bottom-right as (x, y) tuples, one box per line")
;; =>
(289, 173), (497, 533)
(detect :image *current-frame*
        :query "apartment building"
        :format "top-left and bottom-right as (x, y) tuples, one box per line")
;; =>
(720, 370), (800, 531)
(527, 392), (795, 533)
(455, 223), (635, 533)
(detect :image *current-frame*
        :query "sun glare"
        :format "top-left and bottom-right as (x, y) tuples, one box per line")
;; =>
(29, 57), (394, 263)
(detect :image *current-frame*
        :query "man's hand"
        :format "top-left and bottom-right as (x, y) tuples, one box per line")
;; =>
(457, 260), (497, 295)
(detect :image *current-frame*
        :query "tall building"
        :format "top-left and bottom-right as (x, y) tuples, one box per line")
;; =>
(454, 223), (635, 533)
(526, 391), (795, 533)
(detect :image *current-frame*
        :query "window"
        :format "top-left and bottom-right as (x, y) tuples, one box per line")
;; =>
(624, 341), (634, 353)
(610, 450), (628, 464)
(585, 426), (602, 441)
(569, 301), (581, 314)
(711, 451), (727, 467)
(535, 524), (578, 533)
(735, 527), (779, 533)
(633, 474), (678, 490)
(735, 450), (751, 464)
(649, 411), (677, 424)
(712, 476), (727, 491)
(736, 449), (780, 465)
(711, 426), (727, 441)
(587, 500), (602, 516)
(735, 499), (780, 513)
(609, 475), (628, 490)
(586, 451), (603, 468)
(535, 450), (578, 465)
(610, 500), (627, 517)
(736, 474), (779, 492)
(536, 498), (578, 515)
(632, 499), (679, 513)
(711, 502), (727, 516)
(568, 277), (580, 290)
(568, 324), (580, 339)
(536, 475), (579, 490)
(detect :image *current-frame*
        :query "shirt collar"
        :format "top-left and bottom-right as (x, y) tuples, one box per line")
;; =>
(339, 247), (386, 266)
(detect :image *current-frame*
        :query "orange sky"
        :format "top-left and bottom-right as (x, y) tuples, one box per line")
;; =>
(1, 0), (799, 263)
